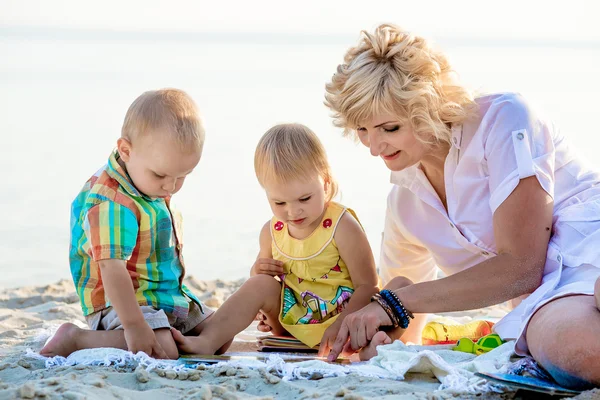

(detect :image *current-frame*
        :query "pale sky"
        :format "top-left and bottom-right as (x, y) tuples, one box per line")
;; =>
(1, 0), (599, 41)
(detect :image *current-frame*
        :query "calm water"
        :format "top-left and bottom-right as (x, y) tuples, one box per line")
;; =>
(1, 28), (599, 288)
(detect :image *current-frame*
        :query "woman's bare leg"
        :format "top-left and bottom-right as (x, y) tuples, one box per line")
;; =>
(526, 294), (600, 389)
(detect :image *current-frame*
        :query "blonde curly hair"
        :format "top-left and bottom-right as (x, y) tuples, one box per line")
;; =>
(325, 24), (477, 144)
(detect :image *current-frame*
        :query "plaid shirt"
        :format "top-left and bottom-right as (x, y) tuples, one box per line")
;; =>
(70, 150), (201, 318)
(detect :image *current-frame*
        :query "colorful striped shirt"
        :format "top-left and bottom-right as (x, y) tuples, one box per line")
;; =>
(70, 150), (201, 318)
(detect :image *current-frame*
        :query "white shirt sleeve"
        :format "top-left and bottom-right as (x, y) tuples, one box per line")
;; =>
(379, 187), (438, 286)
(484, 93), (555, 214)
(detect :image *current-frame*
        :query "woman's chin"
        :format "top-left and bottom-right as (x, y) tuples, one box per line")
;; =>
(384, 161), (407, 172)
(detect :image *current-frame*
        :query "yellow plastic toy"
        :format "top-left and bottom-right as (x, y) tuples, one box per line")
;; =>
(453, 333), (505, 355)
(421, 319), (495, 345)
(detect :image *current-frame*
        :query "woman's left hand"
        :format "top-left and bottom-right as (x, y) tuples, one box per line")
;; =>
(327, 301), (392, 361)
(318, 320), (344, 357)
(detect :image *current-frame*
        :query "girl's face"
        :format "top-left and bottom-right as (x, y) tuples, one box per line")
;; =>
(356, 113), (432, 172)
(263, 174), (328, 239)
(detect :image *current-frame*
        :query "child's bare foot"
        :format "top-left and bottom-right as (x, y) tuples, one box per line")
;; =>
(171, 328), (214, 355)
(40, 323), (80, 357)
(358, 331), (393, 361)
(595, 277), (600, 309)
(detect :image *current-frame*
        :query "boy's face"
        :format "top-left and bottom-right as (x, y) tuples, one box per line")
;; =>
(117, 131), (201, 199)
(263, 175), (327, 238)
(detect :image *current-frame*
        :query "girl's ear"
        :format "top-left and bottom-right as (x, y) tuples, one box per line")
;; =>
(117, 137), (133, 162)
(323, 177), (330, 193)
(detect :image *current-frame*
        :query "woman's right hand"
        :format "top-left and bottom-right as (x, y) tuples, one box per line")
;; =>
(251, 258), (284, 276)
(327, 301), (394, 361)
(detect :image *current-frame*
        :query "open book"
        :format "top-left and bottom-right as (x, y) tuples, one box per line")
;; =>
(258, 335), (319, 353)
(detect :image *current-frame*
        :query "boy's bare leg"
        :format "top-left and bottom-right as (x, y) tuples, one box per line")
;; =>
(172, 275), (282, 355)
(40, 324), (179, 359)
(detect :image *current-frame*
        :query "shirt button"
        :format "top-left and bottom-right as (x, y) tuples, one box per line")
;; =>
(453, 137), (458, 145)
(449, 222), (455, 228)
(557, 255), (562, 262)
(481, 251), (489, 256)
(517, 132), (524, 140)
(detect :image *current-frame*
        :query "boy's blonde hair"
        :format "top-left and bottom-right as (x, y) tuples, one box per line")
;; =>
(254, 124), (338, 203)
(325, 24), (477, 144)
(121, 88), (204, 151)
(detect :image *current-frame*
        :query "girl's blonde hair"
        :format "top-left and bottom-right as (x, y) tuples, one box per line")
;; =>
(254, 124), (338, 203)
(325, 24), (477, 144)
(122, 88), (204, 152)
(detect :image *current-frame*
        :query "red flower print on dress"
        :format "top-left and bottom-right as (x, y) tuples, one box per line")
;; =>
(323, 218), (332, 228)
(274, 221), (284, 231)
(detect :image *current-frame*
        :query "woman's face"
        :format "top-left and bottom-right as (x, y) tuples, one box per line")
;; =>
(356, 113), (432, 172)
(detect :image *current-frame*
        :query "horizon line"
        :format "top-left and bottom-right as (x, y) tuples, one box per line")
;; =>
(2, 24), (599, 50)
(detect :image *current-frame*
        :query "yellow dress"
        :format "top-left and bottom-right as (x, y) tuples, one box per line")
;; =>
(271, 202), (359, 348)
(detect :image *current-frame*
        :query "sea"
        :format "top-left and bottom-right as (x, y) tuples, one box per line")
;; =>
(1, 26), (599, 288)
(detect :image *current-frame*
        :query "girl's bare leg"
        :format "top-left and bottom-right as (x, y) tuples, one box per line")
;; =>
(172, 275), (282, 355)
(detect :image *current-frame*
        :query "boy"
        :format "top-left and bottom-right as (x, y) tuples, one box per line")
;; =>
(41, 89), (225, 359)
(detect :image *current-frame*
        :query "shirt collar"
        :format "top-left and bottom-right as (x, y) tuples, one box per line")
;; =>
(390, 165), (418, 187)
(451, 123), (463, 150)
(106, 150), (152, 200)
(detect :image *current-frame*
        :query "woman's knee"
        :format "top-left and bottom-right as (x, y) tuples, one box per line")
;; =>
(385, 276), (414, 290)
(595, 277), (600, 307)
(527, 296), (600, 388)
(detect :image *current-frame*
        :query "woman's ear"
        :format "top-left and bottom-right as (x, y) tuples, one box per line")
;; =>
(117, 137), (133, 162)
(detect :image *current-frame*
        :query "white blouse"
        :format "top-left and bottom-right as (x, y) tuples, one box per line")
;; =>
(380, 92), (600, 353)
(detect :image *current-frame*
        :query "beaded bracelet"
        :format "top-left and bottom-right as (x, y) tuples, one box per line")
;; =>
(380, 290), (409, 329)
(382, 289), (414, 319)
(370, 293), (399, 328)
(380, 290), (413, 329)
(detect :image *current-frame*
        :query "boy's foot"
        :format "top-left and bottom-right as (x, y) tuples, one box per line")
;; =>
(40, 323), (80, 357)
(171, 328), (213, 355)
(358, 331), (393, 361)
(595, 277), (600, 309)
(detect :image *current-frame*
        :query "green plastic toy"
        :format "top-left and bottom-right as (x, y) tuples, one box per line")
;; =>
(452, 333), (505, 355)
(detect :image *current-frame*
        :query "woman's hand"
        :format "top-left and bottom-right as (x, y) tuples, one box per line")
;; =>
(317, 320), (343, 358)
(327, 301), (393, 361)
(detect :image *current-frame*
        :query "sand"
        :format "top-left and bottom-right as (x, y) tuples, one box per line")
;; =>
(0, 278), (595, 399)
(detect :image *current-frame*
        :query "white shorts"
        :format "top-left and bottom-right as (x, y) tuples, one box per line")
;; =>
(494, 246), (600, 355)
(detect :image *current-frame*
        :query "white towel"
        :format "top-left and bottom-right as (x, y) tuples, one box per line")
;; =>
(27, 340), (516, 393)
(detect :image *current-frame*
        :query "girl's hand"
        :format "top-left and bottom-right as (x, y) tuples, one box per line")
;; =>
(327, 302), (393, 361)
(251, 258), (284, 277)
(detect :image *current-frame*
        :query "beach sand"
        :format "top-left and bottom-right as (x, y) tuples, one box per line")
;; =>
(0, 278), (595, 400)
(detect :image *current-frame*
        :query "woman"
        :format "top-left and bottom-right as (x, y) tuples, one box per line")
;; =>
(322, 24), (600, 389)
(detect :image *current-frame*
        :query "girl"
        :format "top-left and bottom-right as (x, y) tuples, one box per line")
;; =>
(173, 123), (379, 356)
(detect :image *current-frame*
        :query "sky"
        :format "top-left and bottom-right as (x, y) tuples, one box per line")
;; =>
(1, 0), (599, 43)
